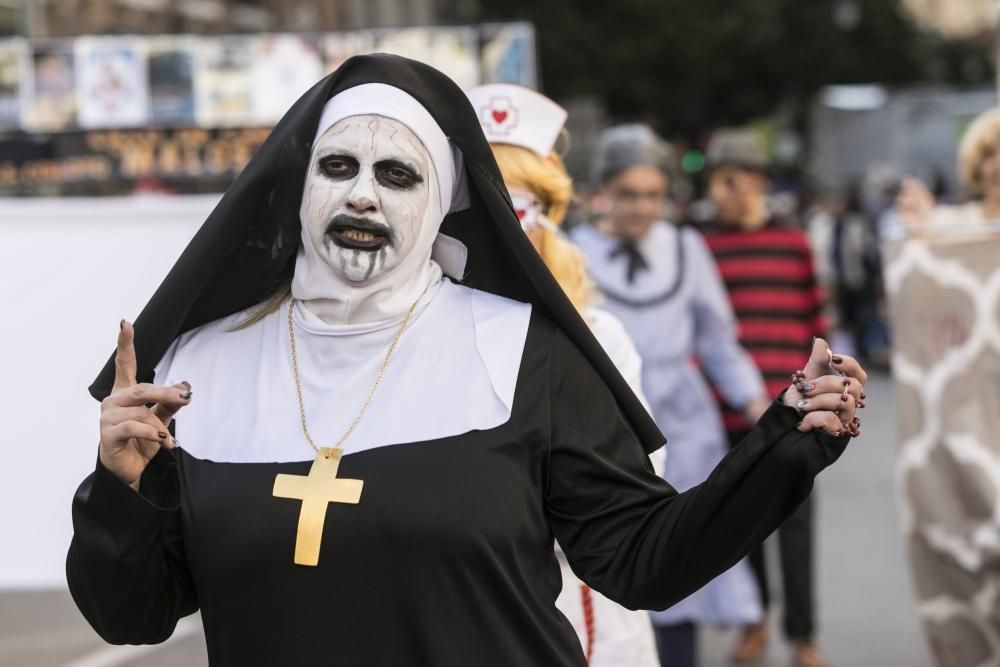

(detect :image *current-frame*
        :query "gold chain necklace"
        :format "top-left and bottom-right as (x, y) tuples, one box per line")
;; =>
(273, 297), (420, 567)
(286, 297), (420, 457)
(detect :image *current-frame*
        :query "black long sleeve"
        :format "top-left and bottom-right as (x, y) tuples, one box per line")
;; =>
(66, 449), (198, 645)
(544, 328), (848, 611)
(64, 322), (848, 663)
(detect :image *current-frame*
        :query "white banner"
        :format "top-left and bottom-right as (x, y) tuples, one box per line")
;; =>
(0, 195), (219, 589)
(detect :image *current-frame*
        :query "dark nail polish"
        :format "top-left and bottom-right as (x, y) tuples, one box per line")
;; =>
(181, 380), (192, 390)
(841, 394), (849, 402)
(843, 379), (851, 387)
(180, 390), (192, 400)
(120, 319), (125, 330)
(859, 401), (866, 409)
(832, 355), (844, 364)
(860, 391), (867, 399)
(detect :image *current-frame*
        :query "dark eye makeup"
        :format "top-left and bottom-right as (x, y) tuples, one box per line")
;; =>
(315, 154), (423, 190)
(375, 160), (423, 190)
(317, 154), (359, 180)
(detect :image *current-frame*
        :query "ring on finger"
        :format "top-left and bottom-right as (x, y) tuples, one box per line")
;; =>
(792, 369), (811, 396)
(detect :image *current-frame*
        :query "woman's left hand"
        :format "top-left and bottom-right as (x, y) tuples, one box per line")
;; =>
(783, 338), (868, 437)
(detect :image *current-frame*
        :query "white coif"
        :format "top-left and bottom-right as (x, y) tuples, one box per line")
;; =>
(154, 280), (531, 464)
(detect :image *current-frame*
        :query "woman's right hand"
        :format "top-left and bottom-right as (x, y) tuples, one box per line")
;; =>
(99, 321), (192, 491)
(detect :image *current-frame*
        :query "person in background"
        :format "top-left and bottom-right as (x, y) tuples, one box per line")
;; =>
(892, 107), (1000, 667)
(830, 186), (887, 367)
(702, 128), (831, 667)
(571, 124), (770, 667)
(898, 107), (1000, 227)
(468, 83), (662, 667)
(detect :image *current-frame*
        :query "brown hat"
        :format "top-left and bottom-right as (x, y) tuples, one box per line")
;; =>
(705, 128), (769, 171)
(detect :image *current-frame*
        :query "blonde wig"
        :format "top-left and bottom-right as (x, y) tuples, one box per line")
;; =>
(958, 107), (1000, 196)
(490, 143), (597, 311)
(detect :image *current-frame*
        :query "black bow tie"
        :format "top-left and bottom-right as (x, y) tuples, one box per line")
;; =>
(609, 239), (649, 284)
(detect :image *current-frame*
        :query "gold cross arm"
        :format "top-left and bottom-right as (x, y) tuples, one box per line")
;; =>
(272, 447), (363, 566)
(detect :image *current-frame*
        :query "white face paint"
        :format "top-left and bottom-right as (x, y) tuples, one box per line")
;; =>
(301, 115), (433, 284)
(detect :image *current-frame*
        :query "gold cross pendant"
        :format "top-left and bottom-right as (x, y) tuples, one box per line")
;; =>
(272, 448), (364, 566)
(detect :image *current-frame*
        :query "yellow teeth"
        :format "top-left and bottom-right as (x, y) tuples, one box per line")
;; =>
(342, 230), (379, 242)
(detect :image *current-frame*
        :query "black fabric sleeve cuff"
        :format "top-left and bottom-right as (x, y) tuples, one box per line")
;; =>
(761, 390), (804, 432)
(765, 389), (851, 472)
(90, 449), (181, 531)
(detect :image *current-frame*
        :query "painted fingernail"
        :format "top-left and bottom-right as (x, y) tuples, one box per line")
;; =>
(801, 383), (815, 392)
(832, 355), (844, 364)
(841, 394), (849, 402)
(180, 390), (192, 400)
(860, 391), (867, 399)
(120, 319), (125, 330)
(858, 401), (866, 409)
(796, 399), (810, 410)
(181, 380), (192, 390)
(843, 379), (851, 387)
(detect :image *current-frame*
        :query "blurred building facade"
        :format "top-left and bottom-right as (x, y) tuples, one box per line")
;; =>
(809, 85), (997, 193)
(17, 0), (437, 37)
(902, 0), (997, 38)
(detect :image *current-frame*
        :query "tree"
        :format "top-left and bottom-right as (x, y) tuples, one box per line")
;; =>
(462, 0), (993, 137)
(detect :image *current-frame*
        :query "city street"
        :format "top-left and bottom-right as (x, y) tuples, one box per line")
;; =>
(0, 373), (933, 667)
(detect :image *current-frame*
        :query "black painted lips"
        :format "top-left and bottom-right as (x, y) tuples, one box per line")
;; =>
(326, 216), (392, 251)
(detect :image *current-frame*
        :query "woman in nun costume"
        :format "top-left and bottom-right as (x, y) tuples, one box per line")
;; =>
(469, 82), (662, 666)
(68, 55), (868, 667)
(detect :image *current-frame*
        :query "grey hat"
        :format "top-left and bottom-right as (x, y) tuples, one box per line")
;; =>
(591, 123), (673, 186)
(705, 128), (769, 171)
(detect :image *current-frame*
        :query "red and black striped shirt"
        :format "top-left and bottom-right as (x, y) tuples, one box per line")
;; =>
(703, 223), (827, 433)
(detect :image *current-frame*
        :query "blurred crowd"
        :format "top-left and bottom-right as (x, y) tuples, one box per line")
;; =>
(508, 102), (1000, 667)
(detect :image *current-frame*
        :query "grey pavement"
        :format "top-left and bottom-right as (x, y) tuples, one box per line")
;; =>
(1, 373), (931, 667)
(700, 373), (932, 667)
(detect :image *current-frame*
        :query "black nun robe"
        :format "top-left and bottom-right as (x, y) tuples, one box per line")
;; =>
(67, 54), (849, 666)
